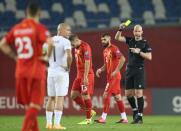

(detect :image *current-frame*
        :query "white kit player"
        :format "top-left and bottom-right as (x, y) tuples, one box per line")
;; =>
(45, 23), (72, 130)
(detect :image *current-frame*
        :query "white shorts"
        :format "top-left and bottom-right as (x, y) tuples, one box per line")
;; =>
(47, 72), (69, 96)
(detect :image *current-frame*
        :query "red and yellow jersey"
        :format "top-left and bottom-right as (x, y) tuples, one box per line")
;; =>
(103, 44), (123, 80)
(74, 41), (94, 76)
(5, 19), (50, 79)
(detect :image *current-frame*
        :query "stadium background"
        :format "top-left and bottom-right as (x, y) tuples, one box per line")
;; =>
(0, 0), (181, 116)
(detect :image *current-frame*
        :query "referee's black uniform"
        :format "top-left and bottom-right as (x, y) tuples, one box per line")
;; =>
(125, 37), (152, 90)
(124, 36), (152, 124)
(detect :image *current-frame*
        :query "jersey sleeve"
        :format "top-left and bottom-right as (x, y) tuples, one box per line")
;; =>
(142, 42), (152, 53)
(83, 45), (91, 60)
(38, 25), (50, 45)
(64, 40), (71, 51)
(113, 47), (123, 59)
(5, 28), (15, 45)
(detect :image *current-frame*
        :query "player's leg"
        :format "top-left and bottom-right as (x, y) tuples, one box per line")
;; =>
(45, 96), (55, 129)
(77, 94), (93, 124)
(46, 77), (55, 129)
(78, 74), (95, 125)
(109, 78), (128, 123)
(21, 78), (45, 131)
(102, 91), (110, 121)
(114, 94), (128, 123)
(95, 82), (111, 124)
(82, 94), (92, 119)
(53, 73), (69, 129)
(71, 78), (86, 109)
(53, 96), (66, 129)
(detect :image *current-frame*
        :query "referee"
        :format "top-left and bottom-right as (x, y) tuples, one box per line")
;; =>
(115, 23), (152, 124)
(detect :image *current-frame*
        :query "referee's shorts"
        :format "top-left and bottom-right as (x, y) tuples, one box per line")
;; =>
(125, 66), (145, 90)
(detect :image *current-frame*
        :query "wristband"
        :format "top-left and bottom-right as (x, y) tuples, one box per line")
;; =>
(118, 28), (123, 32)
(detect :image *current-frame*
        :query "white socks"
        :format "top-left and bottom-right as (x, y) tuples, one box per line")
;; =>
(54, 110), (63, 125)
(101, 112), (107, 120)
(46, 111), (53, 125)
(120, 112), (127, 120)
(46, 110), (63, 125)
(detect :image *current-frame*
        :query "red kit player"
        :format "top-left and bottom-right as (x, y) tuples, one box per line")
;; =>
(95, 33), (128, 124)
(0, 2), (53, 131)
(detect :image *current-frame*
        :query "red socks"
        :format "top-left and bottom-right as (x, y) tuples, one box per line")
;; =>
(73, 96), (86, 110)
(22, 108), (39, 131)
(84, 99), (92, 119)
(116, 100), (125, 113)
(74, 96), (92, 119)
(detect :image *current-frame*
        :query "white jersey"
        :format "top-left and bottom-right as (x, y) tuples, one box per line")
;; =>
(48, 35), (71, 77)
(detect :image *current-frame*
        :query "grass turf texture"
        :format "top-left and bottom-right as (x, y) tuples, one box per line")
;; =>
(0, 116), (181, 131)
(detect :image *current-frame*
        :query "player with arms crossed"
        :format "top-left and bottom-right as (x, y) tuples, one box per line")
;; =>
(69, 34), (96, 125)
(115, 23), (152, 124)
(45, 23), (72, 129)
(95, 33), (128, 124)
(0, 2), (53, 131)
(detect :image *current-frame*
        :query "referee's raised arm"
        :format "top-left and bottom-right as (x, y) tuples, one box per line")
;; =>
(115, 23), (126, 43)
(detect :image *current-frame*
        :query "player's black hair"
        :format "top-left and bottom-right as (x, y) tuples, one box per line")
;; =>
(27, 0), (40, 17)
(69, 34), (78, 41)
(101, 33), (111, 38)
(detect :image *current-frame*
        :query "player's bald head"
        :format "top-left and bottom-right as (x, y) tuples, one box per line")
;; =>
(134, 25), (143, 31)
(57, 23), (70, 31)
(57, 23), (71, 38)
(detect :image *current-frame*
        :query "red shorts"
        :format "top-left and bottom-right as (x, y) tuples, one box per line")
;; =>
(104, 78), (121, 95)
(16, 77), (45, 106)
(71, 74), (94, 95)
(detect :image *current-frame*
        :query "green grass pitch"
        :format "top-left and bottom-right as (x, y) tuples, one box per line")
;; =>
(0, 115), (181, 131)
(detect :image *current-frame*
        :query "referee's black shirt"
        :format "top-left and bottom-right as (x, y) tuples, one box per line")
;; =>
(125, 37), (152, 68)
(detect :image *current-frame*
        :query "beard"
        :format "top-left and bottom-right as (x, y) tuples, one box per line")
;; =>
(134, 33), (142, 41)
(75, 45), (80, 49)
(103, 42), (109, 48)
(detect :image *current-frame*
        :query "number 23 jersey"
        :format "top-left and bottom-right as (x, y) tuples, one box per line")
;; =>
(5, 19), (50, 79)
